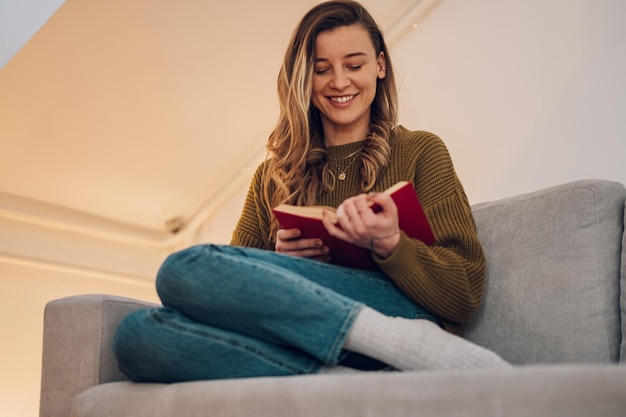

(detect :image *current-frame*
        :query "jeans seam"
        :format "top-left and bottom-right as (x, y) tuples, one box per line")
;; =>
(149, 309), (320, 375)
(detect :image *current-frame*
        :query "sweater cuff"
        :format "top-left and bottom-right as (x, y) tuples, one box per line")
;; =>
(373, 231), (415, 273)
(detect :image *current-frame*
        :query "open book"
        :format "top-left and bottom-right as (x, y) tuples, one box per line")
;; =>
(272, 181), (435, 270)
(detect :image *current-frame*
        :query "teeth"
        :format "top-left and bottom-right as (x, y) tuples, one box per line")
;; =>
(331, 95), (354, 103)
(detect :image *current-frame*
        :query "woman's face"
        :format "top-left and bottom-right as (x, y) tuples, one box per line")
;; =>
(311, 25), (386, 141)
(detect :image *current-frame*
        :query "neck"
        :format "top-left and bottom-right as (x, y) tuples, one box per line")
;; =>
(322, 121), (370, 147)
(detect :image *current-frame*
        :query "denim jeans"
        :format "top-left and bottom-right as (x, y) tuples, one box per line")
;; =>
(113, 244), (438, 383)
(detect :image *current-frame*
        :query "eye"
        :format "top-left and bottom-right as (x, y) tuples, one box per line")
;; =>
(347, 64), (363, 71)
(314, 67), (331, 75)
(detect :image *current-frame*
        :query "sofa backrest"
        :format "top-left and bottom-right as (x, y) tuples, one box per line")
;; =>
(464, 179), (625, 365)
(621, 202), (626, 362)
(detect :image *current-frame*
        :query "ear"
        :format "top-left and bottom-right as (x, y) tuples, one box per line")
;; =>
(377, 52), (387, 79)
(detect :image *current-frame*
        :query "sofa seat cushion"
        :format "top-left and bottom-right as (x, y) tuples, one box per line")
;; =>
(73, 365), (626, 417)
(466, 180), (625, 364)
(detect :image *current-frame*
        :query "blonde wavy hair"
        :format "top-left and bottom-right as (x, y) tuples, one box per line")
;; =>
(264, 0), (399, 237)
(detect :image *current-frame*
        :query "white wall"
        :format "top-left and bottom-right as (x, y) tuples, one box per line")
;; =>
(393, 0), (626, 204)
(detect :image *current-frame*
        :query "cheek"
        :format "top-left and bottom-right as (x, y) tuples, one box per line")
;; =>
(363, 73), (380, 90)
(311, 78), (324, 96)
(311, 80), (325, 107)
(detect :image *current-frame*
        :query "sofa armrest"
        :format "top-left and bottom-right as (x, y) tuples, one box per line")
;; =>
(40, 294), (157, 417)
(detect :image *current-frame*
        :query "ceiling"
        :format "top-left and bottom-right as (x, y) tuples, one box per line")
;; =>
(0, 0), (434, 244)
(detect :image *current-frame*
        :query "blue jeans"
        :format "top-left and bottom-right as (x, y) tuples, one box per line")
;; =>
(113, 244), (438, 382)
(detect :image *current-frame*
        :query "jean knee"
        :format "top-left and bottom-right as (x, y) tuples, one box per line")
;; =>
(155, 245), (219, 302)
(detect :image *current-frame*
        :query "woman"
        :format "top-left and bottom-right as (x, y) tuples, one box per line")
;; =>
(113, 0), (509, 382)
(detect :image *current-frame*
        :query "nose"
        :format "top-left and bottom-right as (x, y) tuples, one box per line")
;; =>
(330, 68), (350, 90)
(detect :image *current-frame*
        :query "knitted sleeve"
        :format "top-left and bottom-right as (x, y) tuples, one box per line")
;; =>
(374, 131), (486, 335)
(229, 162), (275, 250)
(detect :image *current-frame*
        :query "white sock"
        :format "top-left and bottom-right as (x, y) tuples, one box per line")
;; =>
(343, 306), (511, 371)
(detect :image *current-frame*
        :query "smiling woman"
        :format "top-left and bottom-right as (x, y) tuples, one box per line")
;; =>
(311, 25), (387, 145)
(112, 0), (509, 384)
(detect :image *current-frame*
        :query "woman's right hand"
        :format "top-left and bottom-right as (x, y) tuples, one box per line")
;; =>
(275, 228), (330, 262)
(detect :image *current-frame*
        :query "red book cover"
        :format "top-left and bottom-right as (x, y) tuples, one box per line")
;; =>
(272, 181), (435, 270)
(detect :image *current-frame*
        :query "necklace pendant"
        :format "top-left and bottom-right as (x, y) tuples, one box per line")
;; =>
(338, 172), (346, 181)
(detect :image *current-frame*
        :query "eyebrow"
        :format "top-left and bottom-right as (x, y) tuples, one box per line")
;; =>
(315, 52), (368, 63)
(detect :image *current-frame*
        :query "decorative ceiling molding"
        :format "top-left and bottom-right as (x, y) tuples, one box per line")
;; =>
(0, 191), (171, 248)
(0, 251), (154, 286)
(0, 148), (265, 251)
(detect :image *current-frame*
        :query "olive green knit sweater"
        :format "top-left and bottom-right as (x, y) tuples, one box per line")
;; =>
(231, 127), (485, 335)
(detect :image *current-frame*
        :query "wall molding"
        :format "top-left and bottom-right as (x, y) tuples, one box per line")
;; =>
(0, 251), (153, 287)
(0, 149), (264, 252)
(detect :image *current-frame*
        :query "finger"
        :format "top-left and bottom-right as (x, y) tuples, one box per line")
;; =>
(337, 210), (369, 240)
(276, 228), (301, 241)
(321, 209), (337, 230)
(349, 193), (372, 214)
(335, 207), (359, 232)
(323, 210), (351, 240)
(276, 237), (325, 255)
(336, 198), (368, 228)
(290, 246), (329, 259)
(336, 200), (358, 220)
(368, 191), (397, 215)
(287, 238), (324, 251)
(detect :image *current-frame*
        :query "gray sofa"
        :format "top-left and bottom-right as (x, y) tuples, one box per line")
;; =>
(40, 179), (626, 417)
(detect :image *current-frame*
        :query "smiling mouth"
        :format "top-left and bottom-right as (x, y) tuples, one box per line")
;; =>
(329, 94), (357, 103)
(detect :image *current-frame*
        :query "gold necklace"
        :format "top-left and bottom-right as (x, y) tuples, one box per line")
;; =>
(330, 148), (361, 160)
(328, 150), (361, 181)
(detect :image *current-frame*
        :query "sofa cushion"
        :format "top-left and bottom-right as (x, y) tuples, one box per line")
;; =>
(465, 180), (625, 365)
(73, 365), (626, 417)
(621, 202), (626, 362)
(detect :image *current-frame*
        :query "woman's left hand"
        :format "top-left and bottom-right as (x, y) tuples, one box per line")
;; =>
(321, 191), (401, 258)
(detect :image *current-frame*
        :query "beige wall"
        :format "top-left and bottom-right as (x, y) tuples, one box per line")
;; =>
(0, 182), (242, 417)
(0, 260), (158, 417)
